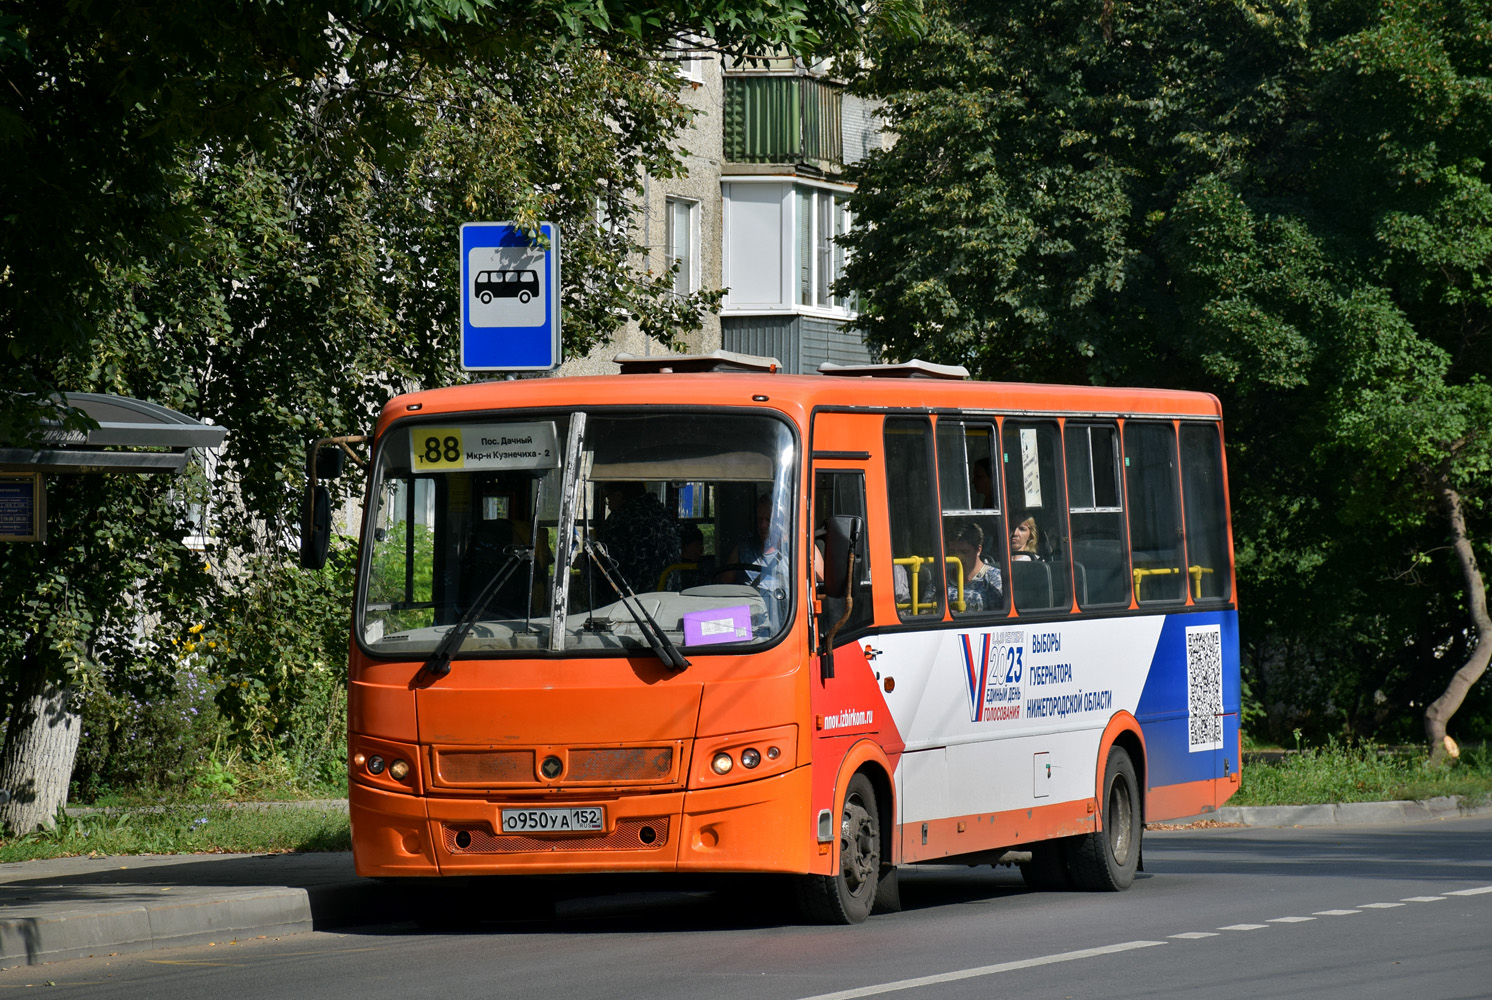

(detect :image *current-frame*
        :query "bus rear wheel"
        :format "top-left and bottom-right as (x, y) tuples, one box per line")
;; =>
(1068, 746), (1142, 891)
(795, 773), (880, 924)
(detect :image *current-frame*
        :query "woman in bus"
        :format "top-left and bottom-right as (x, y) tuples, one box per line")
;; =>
(1010, 517), (1041, 561)
(946, 521), (1002, 612)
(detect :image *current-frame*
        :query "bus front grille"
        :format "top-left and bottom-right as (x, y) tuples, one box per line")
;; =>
(566, 747), (674, 782)
(443, 818), (671, 854)
(430, 743), (683, 788)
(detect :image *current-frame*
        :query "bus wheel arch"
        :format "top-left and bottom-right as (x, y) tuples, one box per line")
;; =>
(797, 743), (896, 923)
(1071, 725), (1144, 891)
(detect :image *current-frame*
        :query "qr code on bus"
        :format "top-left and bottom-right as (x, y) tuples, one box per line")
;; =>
(1186, 624), (1224, 752)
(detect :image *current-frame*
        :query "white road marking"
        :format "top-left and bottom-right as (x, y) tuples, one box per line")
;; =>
(1169, 932), (1218, 940)
(1218, 923), (1268, 931)
(1401, 896), (1444, 903)
(1447, 886), (1492, 896)
(790, 941), (1167, 1000)
(1313, 909), (1360, 916)
(1359, 903), (1403, 909)
(1266, 917), (1315, 923)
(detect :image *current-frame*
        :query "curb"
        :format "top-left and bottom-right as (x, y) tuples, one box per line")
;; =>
(1160, 794), (1492, 829)
(0, 879), (394, 967)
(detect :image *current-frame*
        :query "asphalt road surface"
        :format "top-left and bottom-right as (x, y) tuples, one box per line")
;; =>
(5, 815), (1490, 1000)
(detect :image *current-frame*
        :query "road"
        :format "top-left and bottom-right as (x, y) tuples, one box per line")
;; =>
(5, 815), (1489, 999)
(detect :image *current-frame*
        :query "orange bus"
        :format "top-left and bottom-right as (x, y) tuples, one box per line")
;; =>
(311, 353), (1240, 923)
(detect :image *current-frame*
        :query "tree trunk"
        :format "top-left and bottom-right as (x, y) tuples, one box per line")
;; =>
(0, 638), (82, 835)
(1424, 476), (1492, 763)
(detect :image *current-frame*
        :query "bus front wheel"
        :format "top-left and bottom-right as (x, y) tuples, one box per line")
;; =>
(796, 773), (880, 924)
(1068, 746), (1142, 891)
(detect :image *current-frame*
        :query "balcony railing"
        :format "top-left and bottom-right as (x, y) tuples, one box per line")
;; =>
(724, 76), (842, 166)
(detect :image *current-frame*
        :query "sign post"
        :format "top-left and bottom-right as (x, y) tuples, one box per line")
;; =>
(459, 222), (561, 371)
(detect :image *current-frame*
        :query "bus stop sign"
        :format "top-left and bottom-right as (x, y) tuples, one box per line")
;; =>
(460, 222), (561, 371)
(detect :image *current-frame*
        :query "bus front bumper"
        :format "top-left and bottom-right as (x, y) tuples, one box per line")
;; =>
(350, 765), (814, 878)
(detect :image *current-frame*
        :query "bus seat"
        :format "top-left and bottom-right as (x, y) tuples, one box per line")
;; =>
(1012, 560), (1054, 611)
(1073, 539), (1127, 605)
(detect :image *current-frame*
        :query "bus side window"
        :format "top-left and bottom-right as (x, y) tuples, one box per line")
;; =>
(884, 416), (943, 620)
(936, 419), (1006, 616)
(814, 470), (873, 637)
(1180, 423), (1232, 602)
(1124, 422), (1186, 604)
(1001, 420), (1072, 614)
(1065, 423), (1129, 608)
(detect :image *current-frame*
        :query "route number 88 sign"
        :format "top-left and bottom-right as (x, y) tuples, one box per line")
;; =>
(409, 421), (560, 473)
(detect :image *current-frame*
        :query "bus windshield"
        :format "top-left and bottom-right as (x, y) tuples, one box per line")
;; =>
(358, 409), (797, 659)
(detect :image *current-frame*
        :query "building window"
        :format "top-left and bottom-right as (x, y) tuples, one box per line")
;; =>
(796, 187), (850, 310)
(665, 197), (698, 298)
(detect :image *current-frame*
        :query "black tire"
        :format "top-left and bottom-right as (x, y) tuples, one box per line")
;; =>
(872, 864), (902, 914)
(1068, 746), (1142, 891)
(795, 773), (880, 924)
(1019, 838), (1076, 890)
(519, 290), (532, 303)
(479, 291), (492, 304)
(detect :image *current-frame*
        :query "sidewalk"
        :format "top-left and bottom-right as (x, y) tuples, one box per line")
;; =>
(4, 795), (1490, 967)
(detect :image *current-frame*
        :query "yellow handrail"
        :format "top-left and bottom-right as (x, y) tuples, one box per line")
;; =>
(892, 555), (940, 614)
(657, 562), (698, 591)
(1188, 564), (1214, 599)
(945, 556), (966, 613)
(1132, 566), (1181, 604)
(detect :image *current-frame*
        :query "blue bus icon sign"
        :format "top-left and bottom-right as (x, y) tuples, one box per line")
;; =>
(460, 222), (560, 371)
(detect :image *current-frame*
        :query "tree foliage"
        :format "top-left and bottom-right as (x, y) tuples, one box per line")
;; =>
(845, 0), (1492, 742)
(0, 0), (902, 830)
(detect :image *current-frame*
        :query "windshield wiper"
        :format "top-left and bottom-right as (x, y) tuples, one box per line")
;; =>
(423, 548), (530, 678)
(582, 537), (689, 672)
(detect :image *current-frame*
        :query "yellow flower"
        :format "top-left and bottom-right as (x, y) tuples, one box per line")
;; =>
(208, 641), (217, 648)
(189, 623), (205, 634)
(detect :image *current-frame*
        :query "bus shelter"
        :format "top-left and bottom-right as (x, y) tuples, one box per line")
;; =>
(0, 393), (226, 541)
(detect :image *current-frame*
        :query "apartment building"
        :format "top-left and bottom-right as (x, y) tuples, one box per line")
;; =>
(562, 49), (882, 374)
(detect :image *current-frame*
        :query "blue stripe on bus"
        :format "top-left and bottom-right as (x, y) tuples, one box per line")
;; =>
(1136, 610), (1240, 789)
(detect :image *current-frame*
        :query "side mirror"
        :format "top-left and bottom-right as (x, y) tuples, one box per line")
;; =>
(300, 484), (332, 569)
(823, 514), (862, 599)
(315, 445), (346, 480)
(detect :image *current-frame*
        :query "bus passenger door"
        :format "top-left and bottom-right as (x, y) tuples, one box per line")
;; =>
(808, 413), (904, 863)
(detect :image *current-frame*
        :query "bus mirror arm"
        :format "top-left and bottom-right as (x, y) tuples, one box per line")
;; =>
(300, 435), (368, 570)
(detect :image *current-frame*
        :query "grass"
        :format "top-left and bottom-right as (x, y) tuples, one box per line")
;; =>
(1232, 740), (1492, 807)
(0, 802), (351, 864)
(6, 740), (1491, 864)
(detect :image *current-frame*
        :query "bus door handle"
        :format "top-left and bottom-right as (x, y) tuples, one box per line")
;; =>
(862, 645), (883, 661)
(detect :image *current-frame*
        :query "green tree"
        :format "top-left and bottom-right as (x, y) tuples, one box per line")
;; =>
(0, 0), (913, 833)
(844, 0), (1492, 750)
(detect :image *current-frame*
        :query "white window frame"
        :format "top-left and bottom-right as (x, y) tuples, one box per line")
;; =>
(665, 196), (700, 298)
(720, 176), (856, 318)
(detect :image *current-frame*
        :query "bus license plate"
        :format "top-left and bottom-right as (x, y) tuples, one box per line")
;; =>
(500, 807), (605, 834)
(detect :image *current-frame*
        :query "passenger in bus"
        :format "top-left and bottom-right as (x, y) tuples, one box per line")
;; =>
(599, 481), (679, 594)
(946, 521), (1002, 612)
(667, 522), (715, 590)
(721, 493), (784, 585)
(1011, 517), (1041, 561)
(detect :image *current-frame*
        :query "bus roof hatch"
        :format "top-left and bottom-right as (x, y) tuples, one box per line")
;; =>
(614, 350), (781, 375)
(818, 359), (970, 380)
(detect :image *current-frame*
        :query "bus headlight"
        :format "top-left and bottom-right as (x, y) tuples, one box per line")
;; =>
(711, 752), (734, 775)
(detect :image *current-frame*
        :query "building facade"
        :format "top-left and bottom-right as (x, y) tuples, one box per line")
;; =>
(560, 50), (882, 375)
